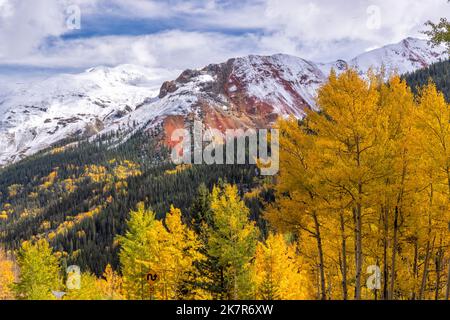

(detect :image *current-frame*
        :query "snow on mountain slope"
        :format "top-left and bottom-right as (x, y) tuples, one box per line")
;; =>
(0, 65), (179, 165)
(111, 38), (446, 145)
(0, 37), (447, 166)
(350, 37), (448, 76)
(230, 54), (326, 116)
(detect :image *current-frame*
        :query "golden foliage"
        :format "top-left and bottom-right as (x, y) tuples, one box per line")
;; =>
(253, 234), (313, 300)
(0, 251), (15, 300)
(268, 70), (450, 300)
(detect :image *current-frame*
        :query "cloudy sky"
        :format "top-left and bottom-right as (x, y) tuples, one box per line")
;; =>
(0, 0), (448, 78)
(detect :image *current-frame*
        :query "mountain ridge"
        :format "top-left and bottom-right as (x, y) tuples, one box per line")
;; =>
(0, 37), (448, 166)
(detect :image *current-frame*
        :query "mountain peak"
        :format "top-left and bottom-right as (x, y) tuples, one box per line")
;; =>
(350, 37), (447, 76)
(0, 38), (448, 166)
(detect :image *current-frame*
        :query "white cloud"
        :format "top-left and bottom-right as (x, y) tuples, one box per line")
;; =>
(3, 31), (265, 70)
(257, 0), (449, 60)
(0, 0), (71, 59)
(0, 0), (448, 72)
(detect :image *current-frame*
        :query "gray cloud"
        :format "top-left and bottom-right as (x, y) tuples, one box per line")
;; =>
(0, 0), (448, 73)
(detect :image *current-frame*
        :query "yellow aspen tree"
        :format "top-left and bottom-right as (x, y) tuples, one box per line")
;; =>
(416, 82), (450, 205)
(118, 204), (207, 300)
(375, 76), (417, 299)
(309, 69), (383, 299)
(101, 264), (124, 300)
(64, 273), (107, 300)
(0, 251), (15, 300)
(415, 83), (450, 299)
(152, 206), (207, 300)
(117, 203), (162, 300)
(14, 239), (62, 300)
(206, 184), (259, 300)
(267, 116), (330, 300)
(253, 233), (313, 300)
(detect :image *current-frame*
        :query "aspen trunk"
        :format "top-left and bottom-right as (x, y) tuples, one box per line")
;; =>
(340, 212), (348, 300)
(389, 206), (399, 300)
(354, 202), (363, 300)
(382, 205), (389, 300)
(419, 241), (431, 300)
(434, 245), (444, 300)
(412, 238), (418, 300)
(446, 257), (450, 300)
(435, 248), (442, 300)
(233, 268), (238, 300)
(313, 212), (326, 300)
(419, 182), (434, 300)
(419, 237), (435, 300)
(353, 139), (363, 300)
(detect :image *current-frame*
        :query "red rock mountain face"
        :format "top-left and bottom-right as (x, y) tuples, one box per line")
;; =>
(157, 54), (328, 145)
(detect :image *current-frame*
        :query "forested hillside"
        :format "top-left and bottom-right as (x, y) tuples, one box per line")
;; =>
(404, 59), (450, 101)
(0, 130), (263, 274)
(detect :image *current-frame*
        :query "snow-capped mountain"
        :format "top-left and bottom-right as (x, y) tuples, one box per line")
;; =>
(350, 37), (446, 75)
(0, 38), (447, 166)
(0, 65), (179, 165)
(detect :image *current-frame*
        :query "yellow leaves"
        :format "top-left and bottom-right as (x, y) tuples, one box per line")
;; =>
(50, 146), (65, 155)
(83, 160), (141, 194)
(56, 221), (74, 235)
(54, 251), (68, 259)
(40, 221), (51, 231)
(39, 170), (58, 190)
(253, 234), (313, 300)
(62, 178), (77, 193)
(76, 230), (86, 239)
(7, 184), (23, 198)
(144, 205), (205, 300)
(28, 192), (38, 200)
(114, 181), (128, 194)
(206, 184), (259, 299)
(71, 250), (81, 259)
(84, 165), (108, 183)
(415, 82), (450, 185)
(0, 204), (14, 220)
(0, 251), (15, 300)
(316, 68), (380, 141)
(244, 187), (263, 200)
(0, 212), (8, 220)
(165, 206), (205, 263)
(119, 203), (207, 300)
(113, 160), (142, 179)
(63, 265), (124, 301)
(100, 264), (124, 300)
(270, 70), (450, 300)
(112, 238), (120, 248)
(16, 209), (43, 225)
(15, 239), (62, 300)
(54, 206), (104, 236)
(48, 232), (56, 241)
(165, 164), (192, 175)
(64, 273), (106, 300)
